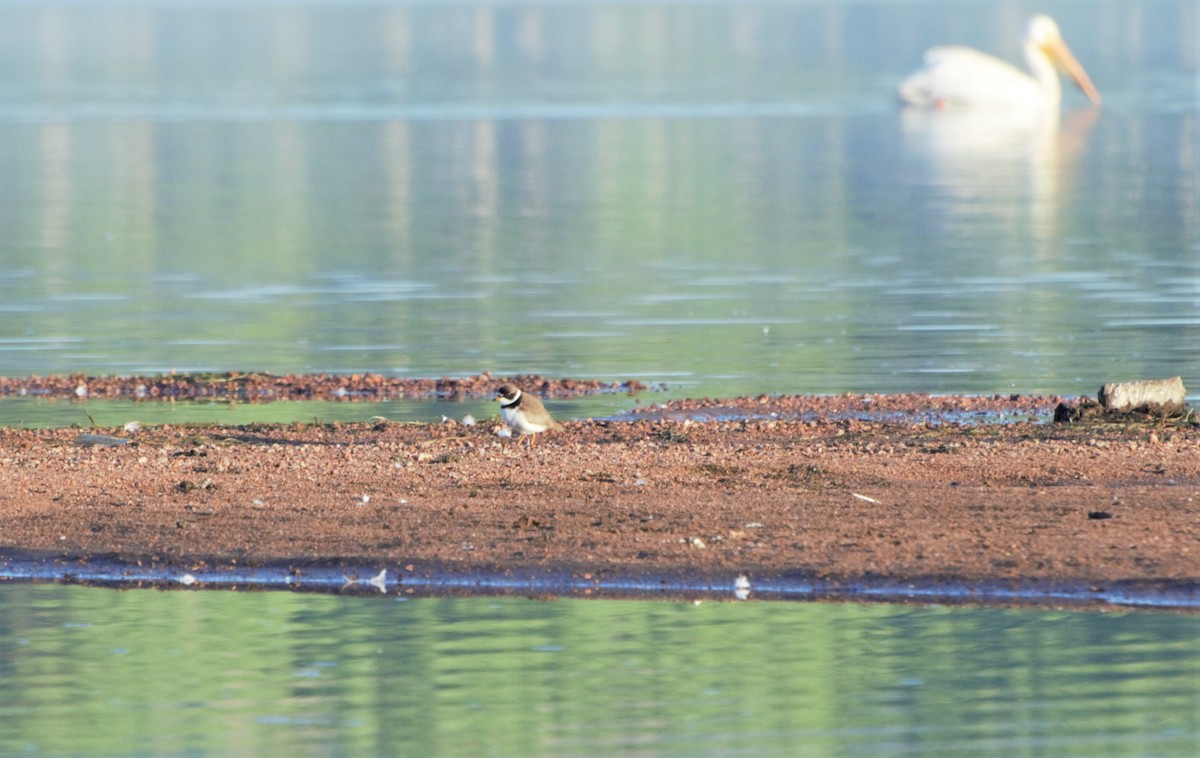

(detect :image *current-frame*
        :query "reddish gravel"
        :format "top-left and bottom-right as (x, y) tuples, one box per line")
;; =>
(1, 392), (1196, 603)
(0, 372), (646, 402)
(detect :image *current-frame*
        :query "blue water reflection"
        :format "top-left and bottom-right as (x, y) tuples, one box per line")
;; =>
(0, 585), (1197, 757)
(0, 1), (1194, 400)
(0, 3), (1196, 751)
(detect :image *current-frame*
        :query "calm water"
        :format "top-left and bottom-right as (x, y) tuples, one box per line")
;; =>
(0, 2), (1197, 752)
(0, 585), (1197, 757)
(0, 0), (1195, 416)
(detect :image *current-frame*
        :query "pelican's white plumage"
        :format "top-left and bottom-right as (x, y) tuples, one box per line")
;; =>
(898, 15), (1100, 109)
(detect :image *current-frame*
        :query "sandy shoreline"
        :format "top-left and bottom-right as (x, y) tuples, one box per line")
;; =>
(1, 389), (1197, 608)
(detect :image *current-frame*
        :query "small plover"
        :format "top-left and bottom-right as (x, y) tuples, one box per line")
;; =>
(495, 384), (558, 446)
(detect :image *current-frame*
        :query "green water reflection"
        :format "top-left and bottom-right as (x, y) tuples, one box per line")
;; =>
(0, 585), (1196, 756)
(0, 1), (1195, 400)
(0, 393), (648, 430)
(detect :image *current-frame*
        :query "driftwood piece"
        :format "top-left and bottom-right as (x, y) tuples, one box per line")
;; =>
(1098, 377), (1187, 415)
(1054, 376), (1189, 423)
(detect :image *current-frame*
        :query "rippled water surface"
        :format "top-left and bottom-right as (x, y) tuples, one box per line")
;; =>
(1, 585), (1197, 757)
(0, 0), (1195, 413)
(0, 2), (1197, 752)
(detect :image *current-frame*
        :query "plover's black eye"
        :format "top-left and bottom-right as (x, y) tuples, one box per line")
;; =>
(495, 385), (518, 401)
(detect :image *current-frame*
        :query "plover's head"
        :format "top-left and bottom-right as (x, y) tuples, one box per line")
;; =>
(495, 384), (521, 403)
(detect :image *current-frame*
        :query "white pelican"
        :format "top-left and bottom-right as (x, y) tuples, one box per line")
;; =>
(898, 15), (1100, 109)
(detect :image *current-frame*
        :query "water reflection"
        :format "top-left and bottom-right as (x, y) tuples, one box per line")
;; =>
(899, 107), (1099, 247)
(0, 1), (1195, 399)
(0, 585), (1197, 756)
